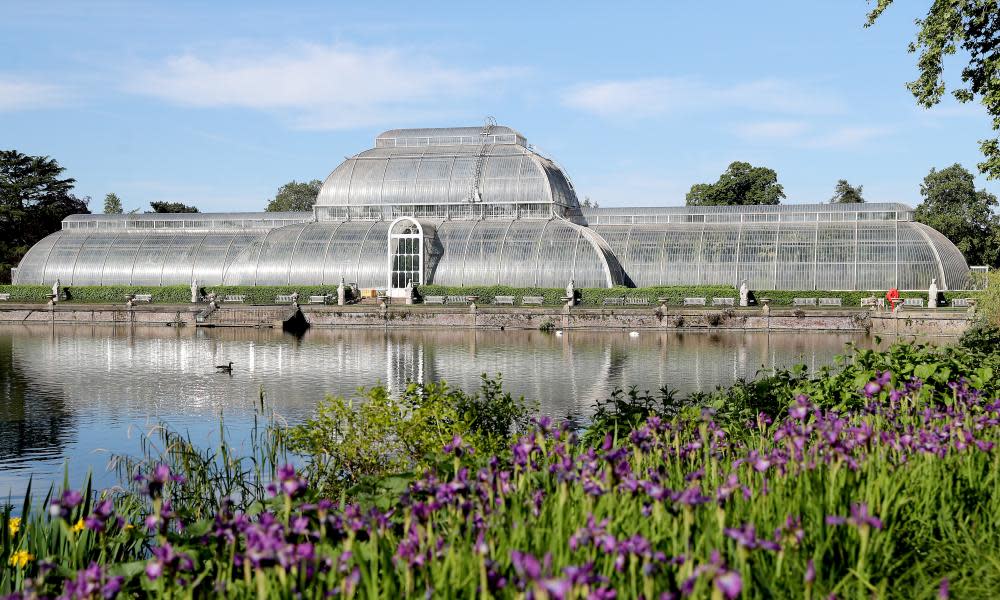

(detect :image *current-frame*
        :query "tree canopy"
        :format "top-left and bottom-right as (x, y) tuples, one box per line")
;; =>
(149, 201), (199, 213)
(867, 1), (1000, 179)
(0, 150), (90, 283)
(685, 161), (785, 206)
(103, 193), (123, 214)
(914, 163), (999, 267)
(265, 180), (322, 212)
(830, 180), (865, 204)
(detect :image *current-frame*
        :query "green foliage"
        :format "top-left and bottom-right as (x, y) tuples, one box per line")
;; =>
(265, 180), (322, 212)
(586, 338), (1000, 446)
(102, 193), (123, 215)
(0, 150), (90, 284)
(148, 201), (198, 213)
(867, 1), (1000, 179)
(0, 284), (980, 306)
(978, 270), (1000, 325)
(0, 285), (50, 302)
(959, 319), (1000, 352)
(288, 376), (532, 497)
(830, 179), (865, 203)
(685, 161), (785, 206)
(914, 164), (1000, 267)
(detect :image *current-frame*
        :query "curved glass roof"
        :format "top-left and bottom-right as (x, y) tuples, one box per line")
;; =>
(222, 219), (623, 289)
(14, 230), (258, 286)
(591, 220), (969, 290)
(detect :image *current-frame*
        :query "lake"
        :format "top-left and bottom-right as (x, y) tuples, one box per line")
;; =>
(0, 324), (903, 498)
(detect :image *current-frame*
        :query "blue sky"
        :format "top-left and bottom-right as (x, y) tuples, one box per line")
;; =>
(2, 0), (998, 213)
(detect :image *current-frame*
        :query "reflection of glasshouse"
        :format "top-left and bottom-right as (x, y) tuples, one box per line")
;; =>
(13, 125), (971, 291)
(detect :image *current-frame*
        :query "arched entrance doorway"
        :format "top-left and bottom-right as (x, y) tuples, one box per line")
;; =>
(387, 217), (423, 293)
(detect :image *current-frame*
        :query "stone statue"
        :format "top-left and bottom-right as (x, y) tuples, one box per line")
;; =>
(404, 279), (415, 305)
(337, 277), (346, 306)
(207, 291), (217, 309)
(290, 291), (299, 307)
(52, 278), (61, 300)
(565, 279), (576, 306)
(190, 280), (199, 303)
(739, 280), (749, 307)
(928, 278), (939, 308)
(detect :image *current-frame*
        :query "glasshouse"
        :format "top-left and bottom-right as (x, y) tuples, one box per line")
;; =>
(12, 124), (972, 291)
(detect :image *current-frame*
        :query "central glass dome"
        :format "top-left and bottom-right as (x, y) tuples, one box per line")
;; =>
(313, 125), (584, 223)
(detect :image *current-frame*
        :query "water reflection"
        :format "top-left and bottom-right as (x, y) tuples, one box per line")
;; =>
(0, 324), (887, 497)
(0, 329), (75, 470)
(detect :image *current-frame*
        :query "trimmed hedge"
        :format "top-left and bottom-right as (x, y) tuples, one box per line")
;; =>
(0, 284), (985, 307)
(0, 285), (50, 303)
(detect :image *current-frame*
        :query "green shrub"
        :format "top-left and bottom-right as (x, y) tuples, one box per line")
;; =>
(0, 285), (49, 302)
(0, 283), (984, 307)
(287, 375), (532, 497)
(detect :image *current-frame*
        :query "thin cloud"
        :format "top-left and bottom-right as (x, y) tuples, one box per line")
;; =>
(734, 120), (810, 139)
(126, 43), (523, 129)
(563, 77), (844, 118)
(0, 77), (66, 111)
(804, 126), (890, 149)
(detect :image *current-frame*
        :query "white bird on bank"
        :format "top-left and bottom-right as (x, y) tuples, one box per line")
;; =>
(628, 331), (639, 337)
(555, 330), (563, 336)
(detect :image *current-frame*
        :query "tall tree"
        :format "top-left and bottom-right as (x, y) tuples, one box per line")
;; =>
(103, 192), (123, 214)
(265, 179), (323, 212)
(149, 201), (199, 213)
(830, 180), (865, 204)
(685, 161), (785, 206)
(915, 163), (999, 267)
(0, 150), (90, 283)
(867, 2), (1000, 179)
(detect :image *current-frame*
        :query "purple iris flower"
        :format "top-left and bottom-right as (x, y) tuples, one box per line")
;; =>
(715, 570), (742, 600)
(826, 503), (882, 530)
(511, 550), (542, 581)
(49, 489), (84, 519)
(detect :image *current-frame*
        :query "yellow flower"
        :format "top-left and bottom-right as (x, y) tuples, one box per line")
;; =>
(71, 518), (85, 533)
(8, 517), (20, 536)
(8, 550), (33, 568)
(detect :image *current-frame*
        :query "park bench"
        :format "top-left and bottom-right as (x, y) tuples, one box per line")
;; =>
(308, 295), (331, 304)
(712, 297), (735, 306)
(602, 297), (625, 306)
(275, 294), (295, 304)
(951, 298), (976, 308)
(0, 293), (10, 301)
(683, 297), (706, 306)
(818, 297), (842, 307)
(423, 295), (446, 304)
(522, 296), (544, 305)
(860, 297), (878, 308)
(126, 293), (152, 304)
(446, 295), (471, 304)
(793, 297), (817, 306)
(222, 294), (246, 304)
(903, 298), (924, 308)
(493, 295), (515, 305)
(625, 297), (650, 305)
